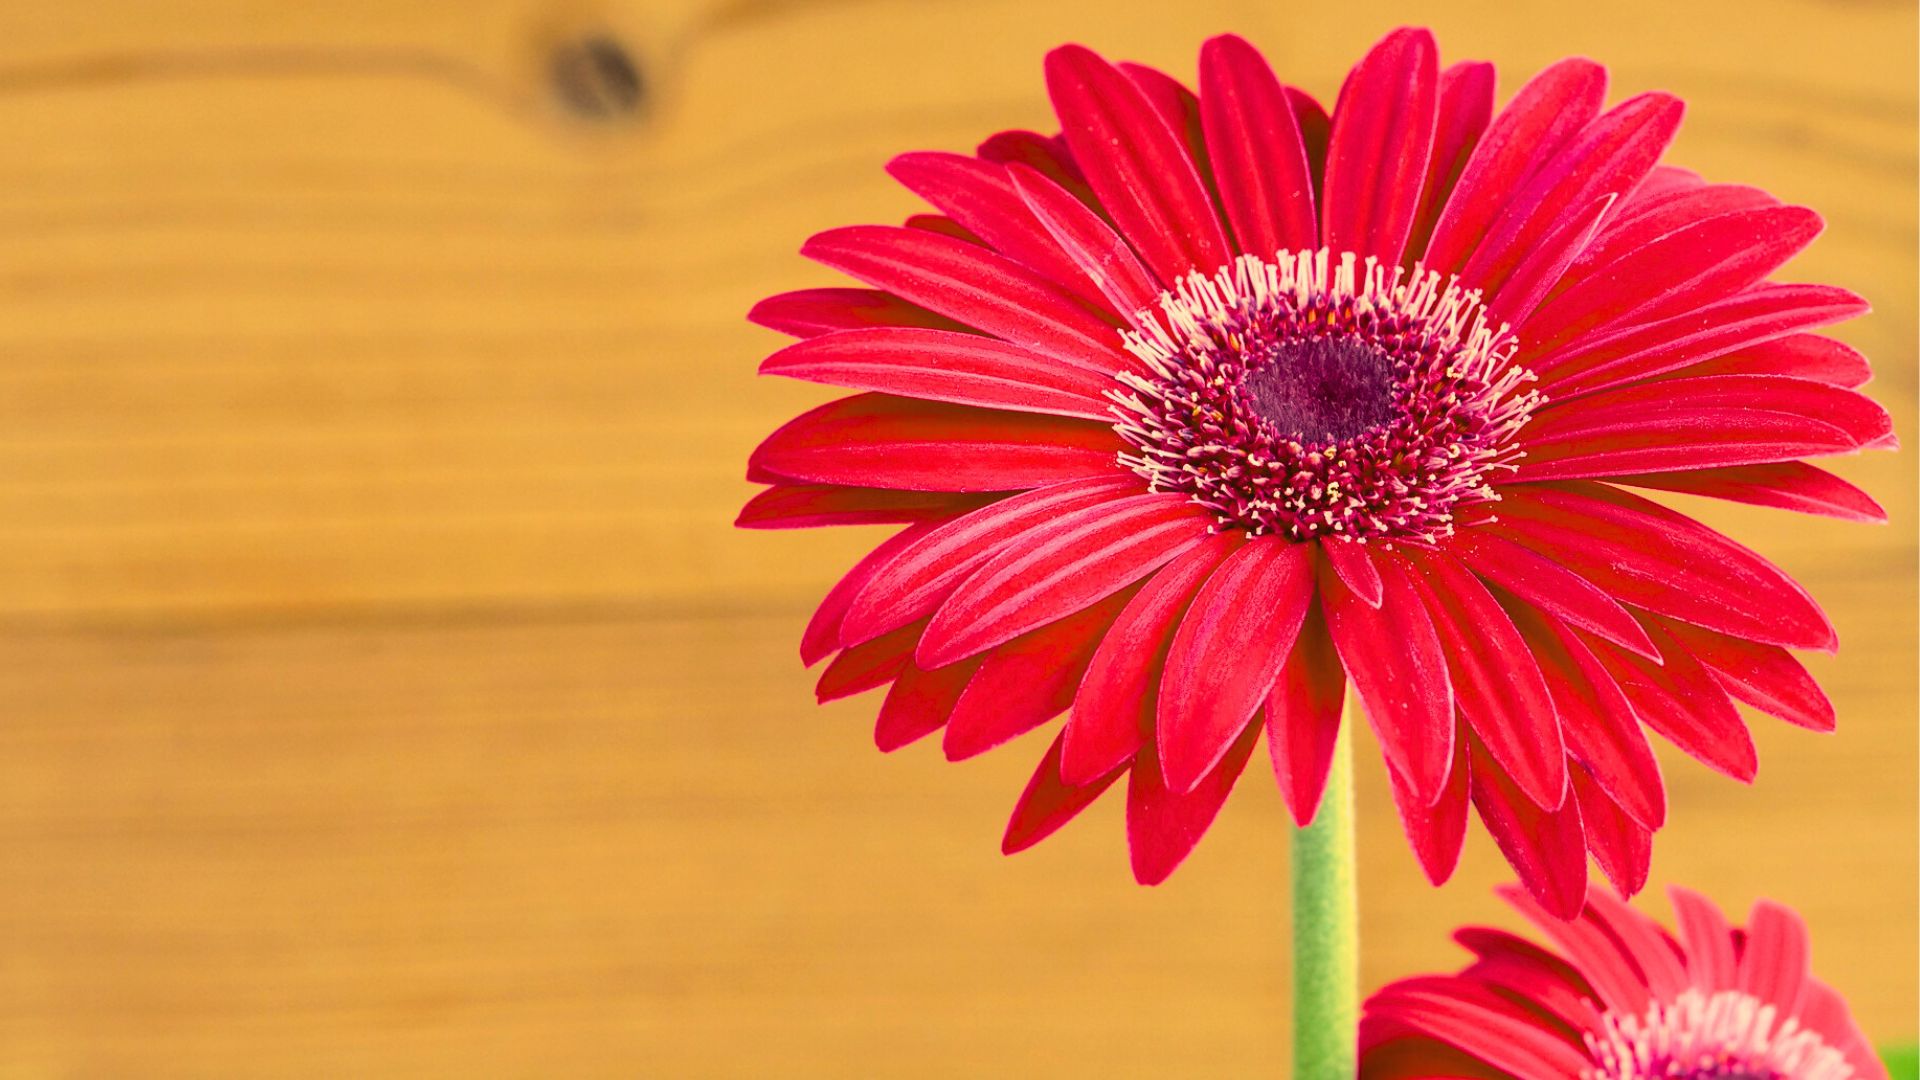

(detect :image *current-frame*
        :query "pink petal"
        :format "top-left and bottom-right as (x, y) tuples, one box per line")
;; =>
(1451, 528), (1657, 658)
(1386, 734), (1469, 886)
(817, 618), (923, 702)
(1321, 28), (1440, 265)
(1510, 606), (1667, 831)
(1573, 769), (1653, 899)
(1499, 884), (1652, 1016)
(873, 655), (982, 752)
(842, 475), (1138, 644)
(1045, 46), (1232, 283)
(1361, 977), (1595, 1078)
(887, 152), (1109, 310)
(1287, 87), (1331, 202)
(802, 225), (1129, 374)
(1322, 551), (1455, 803)
(905, 213), (983, 244)
(1320, 536), (1384, 607)
(1157, 538), (1316, 793)
(1001, 732), (1127, 854)
(1653, 616), (1836, 732)
(1589, 621), (1759, 782)
(917, 493), (1211, 667)
(802, 522), (938, 667)
(1126, 721), (1259, 885)
(1471, 736), (1588, 920)
(1405, 552), (1567, 810)
(1198, 33), (1319, 257)
(1566, 182), (1779, 287)
(1007, 162), (1165, 326)
(1668, 885), (1739, 992)
(1484, 192), (1616, 327)
(1264, 607), (1346, 826)
(1423, 59), (1608, 274)
(737, 484), (992, 531)
(1581, 887), (1688, 995)
(749, 392), (1126, 493)
(1120, 63), (1221, 208)
(761, 327), (1118, 420)
(1738, 899), (1812, 1013)
(748, 286), (969, 338)
(1483, 482), (1835, 652)
(1610, 461), (1886, 523)
(943, 588), (1133, 760)
(1063, 534), (1242, 785)
(977, 129), (1095, 207)
(1405, 60), (1495, 260)
(1670, 332), (1872, 388)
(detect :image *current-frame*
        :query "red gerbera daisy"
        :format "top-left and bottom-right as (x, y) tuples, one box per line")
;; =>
(1360, 884), (1886, 1080)
(740, 28), (1892, 917)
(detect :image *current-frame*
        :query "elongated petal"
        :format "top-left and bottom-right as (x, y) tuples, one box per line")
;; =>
(1008, 162), (1165, 325)
(1321, 28), (1439, 264)
(1739, 899), (1812, 1013)
(1471, 735), (1588, 920)
(1158, 538), (1316, 793)
(843, 475), (1138, 644)
(1320, 537), (1383, 607)
(873, 655), (982, 752)
(1287, 87), (1331, 200)
(1120, 63), (1220, 206)
(738, 484), (991, 531)
(1672, 332), (1872, 388)
(1611, 461), (1886, 523)
(1363, 977), (1595, 1078)
(750, 392), (1125, 493)
(1424, 59), (1608, 274)
(944, 589), (1132, 760)
(1498, 884), (1650, 1015)
(1582, 889), (1689, 996)
(918, 494), (1210, 667)
(803, 225), (1128, 373)
(977, 129), (1094, 206)
(1199, 33), (1318, 257)
(817, 618), (922, 702)
(1565, 182), (1780, 287)
(1653, 616), (1836, 731)
(1589, 621), (1759, 782)
(1669, 885), (1739, 991)
(1002, 732), (1126, 854)
(1064, 534), (1242, 785)
(905, 213), (981, 244)
(1323, 552), (1455, 802)
(1406, 553), (1567, 810)
(1265, 607), (1345, 826)
(761, 328), (1118, 420)
(1573, 769), (1652, 898)
(1485, 193), (1615, 326)
(1386, 734), (1469, 885)
(749, 286), (968, 338)
(1452, 529), (1656, 658)
(1046, 46), (1232, 282)
(1484, 482), (1835, 651)
(802, 523), (937, 667)
(1127, 721), (1259, 884)
(1406, 61), (1494, 260)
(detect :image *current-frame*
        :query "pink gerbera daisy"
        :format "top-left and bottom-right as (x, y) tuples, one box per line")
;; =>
(1360, 884), (1886, 1079)
(740, 28), (1891, 917)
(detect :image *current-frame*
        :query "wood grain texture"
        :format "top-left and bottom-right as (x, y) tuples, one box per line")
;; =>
(0, 0), (1908, 1075)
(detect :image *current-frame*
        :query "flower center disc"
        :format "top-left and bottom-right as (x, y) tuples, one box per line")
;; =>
(1243, 336), (1397, 446)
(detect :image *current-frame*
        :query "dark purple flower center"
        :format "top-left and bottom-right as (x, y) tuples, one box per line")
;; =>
(1242, 336), (1398, 446)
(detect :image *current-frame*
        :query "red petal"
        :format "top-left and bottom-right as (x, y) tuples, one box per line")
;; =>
(1008, 162), (1165, 326)
(817, 618), (922, 702)
(1610, 461), (1886, 523)
(905, 213), (982, 244)
(1738, 899), (1812, 1013)
(1653, 615), (1836, 732)
(1669, 885), (1739, 992)
(1589, 621), (1759, 782)
(1573, 769), (1652, 899)
(1287, 87), (1331, 202)
(1484, 192), (1616, 327)
(943, 588), (1132, 760)
(749, 392), (1125, 492)
(1386, 734), (1469, 886)
(1322, 552), (1455, 803)
(1157, 538), (1315, 793)
(802, 523), (937, 667)
(1471, 736), (1588, 920)
(1045, 46), (1232, 283)
(1423, 58), (1609, 274)
(887, 152), (1108, 310)
(1063, 534), (1242, 785)
(1485, 482), (1835, 652)
(748, 286), (969, 338)
(1198, 33), (1319, 257)
(803, 225), (1128, 374)
(1498, 884), (1649, 1016)
(1510, 606), (1667, 831)
(1451, 528), (1657, 658)
(1321, 28), (1439, 265)
(1264, 607), (1345, 826)
(1563, 182), (1779, 293)
(917, 494), (1210, 667)
(1320, 536), (1383, 607)
(1120, 63), (1220, 209)
(1361, 977), (1595, 1078)
(738, 484), (992, 531)
(1001, 732), (1126, 854)
(1671, 332), (1872, 388)
(873, 655), (982, 752)
(977, 129), (1095, 207)
(761, 327), (1118, 420)
(1581, 888), (1689, 997)
(1405, 60), (1495, 260)
(1126, 721), (1259, 884)
(1405, 553), (1567, 811)
(842, 475), (1137, 644)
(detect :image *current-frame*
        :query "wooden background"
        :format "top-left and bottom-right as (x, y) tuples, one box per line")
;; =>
(0, 1), (1908, 1075)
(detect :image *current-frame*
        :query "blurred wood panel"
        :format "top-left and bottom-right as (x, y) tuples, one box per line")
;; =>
(0, 0), (1907, 1075)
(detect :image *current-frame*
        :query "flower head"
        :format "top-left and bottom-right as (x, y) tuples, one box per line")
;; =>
(1360, 885), (1886, 1080)
(740, 28), (1892, 916)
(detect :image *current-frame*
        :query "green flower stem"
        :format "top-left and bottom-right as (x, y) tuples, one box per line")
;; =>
(1291, 699), (1358, 1079)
